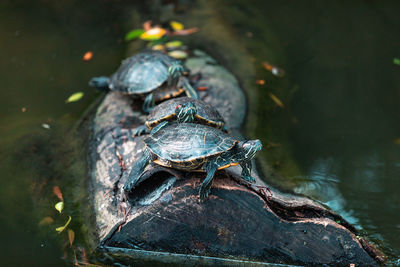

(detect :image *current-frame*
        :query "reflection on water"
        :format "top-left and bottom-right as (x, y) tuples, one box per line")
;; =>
(292, 157), (360, 228)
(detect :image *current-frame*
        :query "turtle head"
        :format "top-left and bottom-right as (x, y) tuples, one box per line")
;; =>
(237, 140), (262, 161)
(167, 62), (184, 87)
(176, 102), (197, 123)
(89, 76), (110, 92)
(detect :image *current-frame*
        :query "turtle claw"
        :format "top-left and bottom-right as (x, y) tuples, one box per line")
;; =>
(243, 175), (256, 183)
(199, 187), (210, 201)
(132, 125), (149, 137)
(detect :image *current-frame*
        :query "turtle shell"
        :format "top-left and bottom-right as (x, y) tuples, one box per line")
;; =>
(146, 97), (225, 129)
(145, 123), (237, 166)
(108, 51), (180, 94)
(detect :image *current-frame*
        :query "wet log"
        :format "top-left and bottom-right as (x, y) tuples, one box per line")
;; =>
(88, 50), (383, 266)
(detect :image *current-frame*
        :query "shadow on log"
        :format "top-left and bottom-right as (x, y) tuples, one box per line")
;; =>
(88, 51), (383, 266)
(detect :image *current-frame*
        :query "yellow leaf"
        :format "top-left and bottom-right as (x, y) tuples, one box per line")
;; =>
(168, 50), (188, 59)
(165, 40), (183, 48)
(56, 216), (71, 234)
(152, 44), (165, 51)
(68, 229), (75, 247)
(170, 21), (184, 31)
(39, 216), (54, 226)
(394, 138), (400, 145)
(140, 27), (166, 41)
(66, 92), (84, 103)
(268, 93), (285, 108)
(55, 201), (64, 213)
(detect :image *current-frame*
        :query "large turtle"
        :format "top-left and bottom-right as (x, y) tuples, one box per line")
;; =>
(133, 97), (226, 136)
(124, 123), (262, 200)
(89, 51), (199, 112)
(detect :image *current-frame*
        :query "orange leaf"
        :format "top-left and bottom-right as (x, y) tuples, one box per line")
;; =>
(197, 86), (209, 91)
(39, 216), (54, 226)
(256, 79), (265, 85)
(53, 186), (64, 202)
(68, 229), (75, 248)
(169, 27), (199, 36)
(143, 20), (152, 31)
(82, 51), (93, 61)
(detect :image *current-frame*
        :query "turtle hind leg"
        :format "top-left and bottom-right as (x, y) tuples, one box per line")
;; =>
(123, 149), (153, 196)
(142, 93), (155, 113)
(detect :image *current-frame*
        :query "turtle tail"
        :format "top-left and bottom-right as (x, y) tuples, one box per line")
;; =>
(89, 76), (110, 92)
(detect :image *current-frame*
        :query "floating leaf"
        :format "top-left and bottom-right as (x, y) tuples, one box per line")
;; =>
(55, 201), (64, 213)
(152, 44), (165, 51)
(394, 138), (400, 145)
(170, 27), (199, 36)
(168, 50), (188, 59)
(56, 216), (71, 234)
(66, 92), (84, 103)
(125, 29), (145, 41)
(82, 51), (93, 61)
(165, 40), (183, 48)
(41, 123), (50, 129)
(268, 93), (285, 108)
(140, 27), (166, 41)
(393, 57), (400, 66)
(68, 229), (75, 247)
(39, 216), (54, 226)
(197, 86), (208, 91)
(53, 186), (64, 202)
(170, 21), (184, 31)
(256, 79), (265, 85)
(262, 62), (285, 77)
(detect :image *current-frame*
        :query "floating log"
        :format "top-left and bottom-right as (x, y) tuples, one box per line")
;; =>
(88, 50), (383, 266)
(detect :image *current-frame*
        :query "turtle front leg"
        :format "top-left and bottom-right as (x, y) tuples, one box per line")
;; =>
(199, 160), (218, 200)
(150, 121), (169, 135)
(143, 93), (155, 113)
(123, 149), (153, 197)
(240, 161), (256, 183)
(181, 77), (200, 99)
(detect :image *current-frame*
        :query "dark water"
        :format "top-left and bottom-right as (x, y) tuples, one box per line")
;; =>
(1, 0), (399, 265)
(233, 0), (400, 262)
(0, 1), (128, 265)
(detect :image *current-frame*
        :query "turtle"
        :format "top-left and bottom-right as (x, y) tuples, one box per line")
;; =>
(132, 96), (226, 136)
(89, 51), (199, 113)
(124, 123), (262, 200)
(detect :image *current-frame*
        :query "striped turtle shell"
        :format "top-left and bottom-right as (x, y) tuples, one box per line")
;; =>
(146, 97), (225, 129)
(109, 51), (180, 94)
(145, 123), (237, 166)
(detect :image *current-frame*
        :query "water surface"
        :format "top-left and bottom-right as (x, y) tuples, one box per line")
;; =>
(1, 0), (399, 265)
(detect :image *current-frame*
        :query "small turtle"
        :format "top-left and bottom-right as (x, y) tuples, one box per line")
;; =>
(89, 51), (199, 112)
(133, 97), (226, 136)
(124, 123), (262, 200)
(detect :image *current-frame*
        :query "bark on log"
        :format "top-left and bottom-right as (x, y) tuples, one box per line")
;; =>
(88, 50), (383, 266)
